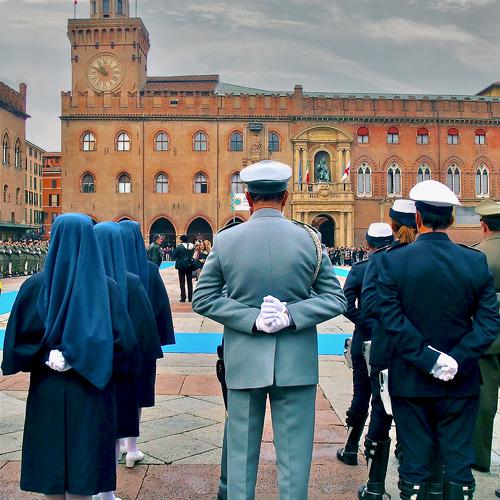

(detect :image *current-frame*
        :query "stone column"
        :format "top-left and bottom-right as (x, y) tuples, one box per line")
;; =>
(339, 212), (345, 247)
(334, 214), (340, 247)
(346, 211), (353, 246)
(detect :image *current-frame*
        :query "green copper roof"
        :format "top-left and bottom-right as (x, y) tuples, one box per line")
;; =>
(215, 82), (500, 102)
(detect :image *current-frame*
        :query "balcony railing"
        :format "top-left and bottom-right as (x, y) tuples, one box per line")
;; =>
(292, 182), (354, 201)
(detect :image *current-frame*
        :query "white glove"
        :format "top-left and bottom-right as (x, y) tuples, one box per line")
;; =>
(255, 312), (276, 333)
(45, 349), (71, 372)
(257, 296), (291, 333)
(430, 350), (458, 381)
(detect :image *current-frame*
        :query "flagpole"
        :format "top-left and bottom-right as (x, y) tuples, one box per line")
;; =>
(74, 0), (76, 19)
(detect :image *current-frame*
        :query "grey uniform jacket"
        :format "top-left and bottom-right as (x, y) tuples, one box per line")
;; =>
(192, 208), (347, 390)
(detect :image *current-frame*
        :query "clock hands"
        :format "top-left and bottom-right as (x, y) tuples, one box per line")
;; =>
(92, 64), (108, 76)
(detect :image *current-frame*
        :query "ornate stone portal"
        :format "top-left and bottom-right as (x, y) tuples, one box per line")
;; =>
(291, 126), (355, 247)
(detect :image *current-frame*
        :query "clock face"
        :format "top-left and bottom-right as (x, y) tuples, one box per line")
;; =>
(86, 54), (124, 92)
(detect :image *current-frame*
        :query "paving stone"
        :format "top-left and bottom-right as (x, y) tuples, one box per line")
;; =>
(139, 434), (216, 463)
(0, 461), (32, 500)
(0, 431), (23, 455)
(315, 409), (343, 426)
(138, 413), (215, 443)
(0, 392), (26, 417)
(116, 464), (148, 500)
(0, 450), (22, 461)
(173, 447), (223, 465)
(0, 414), (25, 435)
(155, 374), (185, 395)
(0, 374), (29, 392)
(316, 387), (332, 410)
(180, 375), (222, 396)
(189, 395), (225, 406)
(118, 453), (164, 466)
(2, 391), (28, 402)
(183, 422), (225, 448)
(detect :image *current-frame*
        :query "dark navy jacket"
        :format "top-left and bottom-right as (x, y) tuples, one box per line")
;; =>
(344, 259), (372, 356)
(360, 245), (397, 369)
(378, 232), (500, 398)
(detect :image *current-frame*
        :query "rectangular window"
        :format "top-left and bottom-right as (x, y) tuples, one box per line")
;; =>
(51, 180), (57, 188)
(475, 135), (485, 145)
(417, 134), (429, 144)
(447, 135), (459, 145)
(387, 133), (399, 144)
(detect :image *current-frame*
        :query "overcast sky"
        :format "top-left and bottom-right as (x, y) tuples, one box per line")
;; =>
(1, 0), (499, 151)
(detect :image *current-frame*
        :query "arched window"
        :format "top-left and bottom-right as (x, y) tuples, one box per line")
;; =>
(155, 132), (169, 151)
(14, 140), (21, 168)
(103, 0), (110, 13)
(387, 127), (399, 144)
(2, 134), (9, 165)
(16, 187), (21, 204)
(82, 173), (95, 193)
(447, 128), (459, 145)
(118, 173), (131, 193)
(193, 132), (208, 151)
(475, 129), (486, 145)
(230, 172), (244, 194)
(229, 132), (243, 152)
(82, 132), (96, 151)
(357, 163), (372, 196)
(194, 172), (208, 193)
(116, 0), (123, 14)
(357, 127), (369, 144)
(475, 164), (489, 197)
(268, 132), (280, 152)
(155, 172), (169, 193)
(116, 132), (131, 151)
(417, 163), (431, 183)
(446, 164), (461, 195)
(387, 163), (401, 196)
(3, 184), (8, 203)
(416, 128), (429, 145)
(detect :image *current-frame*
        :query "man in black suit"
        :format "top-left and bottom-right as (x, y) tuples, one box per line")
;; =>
(377, 180), (500, 500)
(172, 234), (195, 302)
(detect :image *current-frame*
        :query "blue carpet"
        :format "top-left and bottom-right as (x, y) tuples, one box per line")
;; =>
(160, 262), (176, 270)
(0, 329), (350, 355)
(0, 291), (18, 315)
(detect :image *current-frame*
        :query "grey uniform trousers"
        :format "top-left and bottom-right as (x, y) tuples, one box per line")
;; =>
(226, 383), (316, 500)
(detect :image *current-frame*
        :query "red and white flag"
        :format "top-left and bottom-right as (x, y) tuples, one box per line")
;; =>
(305, 162), (310, 184)
(341, 161), (350, 183)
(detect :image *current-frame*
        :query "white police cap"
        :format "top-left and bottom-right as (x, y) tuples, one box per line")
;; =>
(409, 180), (461, 207)
(240, 160), (292, 194)
(367, 223), (393, 238)
(392, 199), (416, 214)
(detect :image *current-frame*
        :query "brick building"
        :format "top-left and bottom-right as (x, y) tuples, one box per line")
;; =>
(0, 81), (36, 241)
(61, 0), (500, 246)
(25, 140), (45, 235)
(42, 152), (62, 239)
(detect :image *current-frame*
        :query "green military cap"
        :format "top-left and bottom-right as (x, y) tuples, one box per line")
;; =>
(240, 160), (292, 194)
(475, 199), (500, 217)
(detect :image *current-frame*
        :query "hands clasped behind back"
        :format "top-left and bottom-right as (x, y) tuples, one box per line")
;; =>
(255, 295), (291, 334)
(45, 349), (71, 372)
(430, 350), (458, 382)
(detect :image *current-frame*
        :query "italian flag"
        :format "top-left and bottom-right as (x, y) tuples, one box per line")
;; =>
(305, 161), (310, 184)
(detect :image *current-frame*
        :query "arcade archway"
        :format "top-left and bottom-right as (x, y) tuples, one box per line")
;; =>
(187, 217), (213, 243)
(312, 214), (335, 247)
(150, 217), (176, 246)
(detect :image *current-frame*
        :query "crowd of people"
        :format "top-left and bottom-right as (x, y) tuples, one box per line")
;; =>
(327, 246), (369, 266)
(0, 239), (48, 278)
(1, 158), (499, 500)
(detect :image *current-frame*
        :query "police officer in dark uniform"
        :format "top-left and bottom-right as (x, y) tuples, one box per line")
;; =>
(377, 180), (500, 500)
(358, 200), (417, 500)
(337, 223), (394, 467)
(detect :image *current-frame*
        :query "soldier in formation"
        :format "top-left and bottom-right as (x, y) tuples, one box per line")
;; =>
(0, 239), (47, 277)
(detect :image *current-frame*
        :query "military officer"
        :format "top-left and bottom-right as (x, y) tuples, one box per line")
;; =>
(10, 241), (21, 276)
(20, 241), (28, 276)
(337, 223), (394, 467)
(471, 199), (500, 473)
(0, 241), (5, 277)
(39, 242), (47, 271)
(192, 160), (347, 500)
(5, 241), (13, 277)
(377, 180), (500, 500)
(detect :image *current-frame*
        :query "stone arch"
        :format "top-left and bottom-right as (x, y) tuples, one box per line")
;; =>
(311, 214), (336, 247)
(292, 125), (354, 143)
(149, 216), (177, 246)
(186, 217), (214, 244)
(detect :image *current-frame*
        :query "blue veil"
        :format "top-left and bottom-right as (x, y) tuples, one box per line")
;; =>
(38, 213), (114, 390)
(95, 222), (128, 306)
(119, 220), (150, 290)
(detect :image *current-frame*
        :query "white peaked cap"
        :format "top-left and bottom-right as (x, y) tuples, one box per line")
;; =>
(392, 199), (416, 214)
(367, 223), (393, 238)
(409, 180), (461, 207)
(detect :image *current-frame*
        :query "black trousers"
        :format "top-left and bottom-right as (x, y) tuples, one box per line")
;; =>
(350, 351), (371, 416)
(366, 368), (393, 441)
(392, 396), (479, 485)
(178, 269), (193, 301)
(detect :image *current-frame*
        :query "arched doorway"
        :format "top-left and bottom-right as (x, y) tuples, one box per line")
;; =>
(187, 217), (213, 243)
(150, 217), (176, 246)
(312, 214), (335, 247)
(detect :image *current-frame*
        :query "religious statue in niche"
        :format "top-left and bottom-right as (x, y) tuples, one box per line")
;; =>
(314, 152), (331, 183)
(251, 135), (262, 154)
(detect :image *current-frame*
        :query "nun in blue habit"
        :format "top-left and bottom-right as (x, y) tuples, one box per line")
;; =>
(1, 214), (138, 499)
(118, 220), (175, 466)
(95, 222), (162, 474)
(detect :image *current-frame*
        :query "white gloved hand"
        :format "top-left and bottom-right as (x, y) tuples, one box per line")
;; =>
(45, 349), (71, 372)
(430, 350), (458, 381)
(255, 312), (276, 333)
(259, 296), (291, 333)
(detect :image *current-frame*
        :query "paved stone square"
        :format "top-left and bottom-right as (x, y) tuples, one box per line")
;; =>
(0, 266), (499, 499)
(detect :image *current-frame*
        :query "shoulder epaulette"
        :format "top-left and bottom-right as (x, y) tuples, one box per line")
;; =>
(469, 242), (481, 249)
(352, 259), (368, 268)
(372, 245), (390, 255)
(386, 242), (408, 252)
(217, 220), (243, 235)
(458, 242), (481, 252)
(292, 219), (321, 237)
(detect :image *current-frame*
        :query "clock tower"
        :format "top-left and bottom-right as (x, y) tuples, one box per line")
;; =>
(67, 0), (150, 95)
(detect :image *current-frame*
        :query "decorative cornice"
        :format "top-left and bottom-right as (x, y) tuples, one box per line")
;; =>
(0, 100), (30, 119)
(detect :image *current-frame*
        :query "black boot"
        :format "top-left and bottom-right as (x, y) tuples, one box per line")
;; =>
(443, 481), (474, 500)
(358, 438), (391, 499)
(337, 410), (368, 466)
(428, 446), (444, 499)
(398, 480), (428, 500)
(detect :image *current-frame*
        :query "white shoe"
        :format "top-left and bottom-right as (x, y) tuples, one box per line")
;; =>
(119, 442), (127, 461)
(125, 450), (144, 468)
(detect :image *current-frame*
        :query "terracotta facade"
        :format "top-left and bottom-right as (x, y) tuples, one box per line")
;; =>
(42, 152), (62, 239)
(61, 1), (500, 245)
